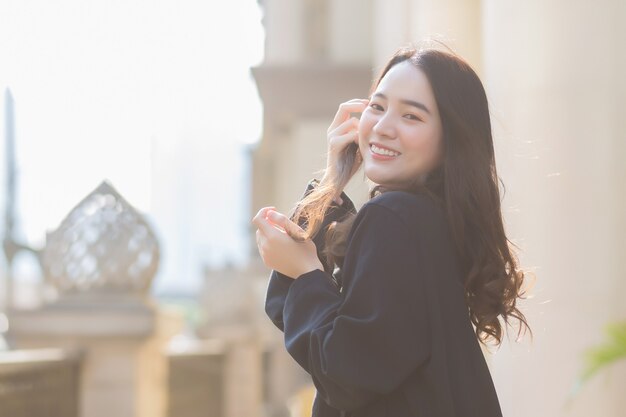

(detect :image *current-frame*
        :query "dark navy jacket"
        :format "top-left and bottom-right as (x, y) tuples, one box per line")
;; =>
(265, 180), (503, 417)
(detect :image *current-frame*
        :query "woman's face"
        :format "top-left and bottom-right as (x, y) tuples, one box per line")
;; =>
(358, 60), (444, 189)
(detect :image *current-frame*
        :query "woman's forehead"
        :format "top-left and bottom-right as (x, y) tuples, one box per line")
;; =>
(375, 61), (433, 101)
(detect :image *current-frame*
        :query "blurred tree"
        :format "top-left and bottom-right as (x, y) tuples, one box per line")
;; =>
(566, 320), (626, 407)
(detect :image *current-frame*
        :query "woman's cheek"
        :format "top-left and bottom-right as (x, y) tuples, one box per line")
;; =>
(357, 135), (368, 158)
(358, 114), (373, 140)
(357, 121), (366, 145)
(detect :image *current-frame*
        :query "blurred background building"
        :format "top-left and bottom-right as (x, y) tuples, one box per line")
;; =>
(1, 0), (625, 417)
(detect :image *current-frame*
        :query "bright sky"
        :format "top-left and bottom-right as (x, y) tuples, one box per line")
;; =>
(0, 0), (264, 296)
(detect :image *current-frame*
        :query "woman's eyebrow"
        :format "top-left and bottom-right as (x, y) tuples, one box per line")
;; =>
(372, 92), (431, 115)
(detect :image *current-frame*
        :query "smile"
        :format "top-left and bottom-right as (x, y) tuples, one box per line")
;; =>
(370, 144), (400, 158)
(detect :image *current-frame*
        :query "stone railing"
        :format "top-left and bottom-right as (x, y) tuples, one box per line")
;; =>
(0, 348), (82, 417)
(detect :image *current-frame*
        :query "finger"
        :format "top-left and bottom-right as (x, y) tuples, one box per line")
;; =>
(328, 130), (359, 151)
(328, 100), (369, 133)
(267, 210), (298, 232)
(328, 102), (367, 132)
(252, 206), (278, 231)
(255, 229), (262, 247)
(252, 206), (276, 223)
(267, 210), (306, 240)
(328, 116), (360, 138)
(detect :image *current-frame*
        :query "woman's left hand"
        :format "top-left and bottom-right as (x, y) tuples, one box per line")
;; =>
(252, 207), (324, 279)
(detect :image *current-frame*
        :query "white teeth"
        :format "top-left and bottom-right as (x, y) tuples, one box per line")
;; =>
(370, 144), (400, 157)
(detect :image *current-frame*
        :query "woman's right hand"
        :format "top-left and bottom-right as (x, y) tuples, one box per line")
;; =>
(322, 98), (369, 184)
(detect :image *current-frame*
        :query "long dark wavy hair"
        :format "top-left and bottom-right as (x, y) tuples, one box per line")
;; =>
(289, 42), (533, 348)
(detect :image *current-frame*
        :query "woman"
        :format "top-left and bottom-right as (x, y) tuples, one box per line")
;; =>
(252, 44), (532, 417)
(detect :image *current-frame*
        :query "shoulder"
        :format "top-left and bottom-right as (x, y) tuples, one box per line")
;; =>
(360, 190), (446, 231)
(348, 191), (457, 273)
(345, 190), (453, 272)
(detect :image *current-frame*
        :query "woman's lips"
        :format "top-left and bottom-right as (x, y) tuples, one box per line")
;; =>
(369, 144), (400, 161)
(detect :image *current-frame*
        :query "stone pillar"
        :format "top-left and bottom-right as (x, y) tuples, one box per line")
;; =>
(262, 339), (311, 417)
(408, 0), (482, 75)
(223, 334), (263, 417)
(372, 0), (412, 67)
(263, 0), (305, 64)
(482, 1), (626, 416)
(328, 0), (373, 65)
(8, 295), (182, 417)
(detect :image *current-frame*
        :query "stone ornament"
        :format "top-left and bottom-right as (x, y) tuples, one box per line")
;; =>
(41, 180), (160, 295)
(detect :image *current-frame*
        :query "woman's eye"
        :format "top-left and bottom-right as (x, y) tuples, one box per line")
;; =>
(369, 103), (384, 111)
(404, 114), (421, 121)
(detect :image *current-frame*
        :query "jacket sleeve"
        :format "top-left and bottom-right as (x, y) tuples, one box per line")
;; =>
(264, 179), (356, 332)
(281, 202), (432, 412)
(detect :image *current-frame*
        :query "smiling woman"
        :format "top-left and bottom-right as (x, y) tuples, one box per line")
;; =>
(358, 60), (444, 190)
(253, 43), (532, 417)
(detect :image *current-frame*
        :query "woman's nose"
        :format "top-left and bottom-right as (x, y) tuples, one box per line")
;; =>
(372, 113), (396, 138)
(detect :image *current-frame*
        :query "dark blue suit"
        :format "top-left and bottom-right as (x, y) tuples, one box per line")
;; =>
(265, 180), (503, 417)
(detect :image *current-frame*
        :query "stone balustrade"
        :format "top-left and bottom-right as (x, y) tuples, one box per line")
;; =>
(0, 348), (82, 417)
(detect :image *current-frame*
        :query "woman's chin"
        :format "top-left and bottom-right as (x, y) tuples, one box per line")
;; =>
(363, 170), (390, 187)
(363, 164), (390, 185)
(364, 170), (410, 190)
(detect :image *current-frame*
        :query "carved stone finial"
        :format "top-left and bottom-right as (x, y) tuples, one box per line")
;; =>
(41, 180), (160, 295)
